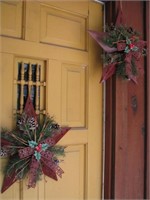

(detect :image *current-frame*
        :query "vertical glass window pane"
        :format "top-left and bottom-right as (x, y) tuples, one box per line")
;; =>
(16, 59), (45, 114)
(17, 84), (21, 110)
(39, 65), (41, 81)
(38, 86), (40, 107)
(32, 64), (36, 82)
(31, 85), (36, 109)
(24, 63), (29, 81)
(23, 84), (28, 108)
(18, 63), (21, 81)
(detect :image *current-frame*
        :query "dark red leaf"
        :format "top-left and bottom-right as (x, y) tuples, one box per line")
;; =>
(52, 127), (71, 145)
(100, 63), (117, 83)
(24, 96), (37, 122)
(42, 163), (58, 181)
(1, 138), (13, 146)
(125, 63), (138, 84)
(88, 30), (117, 53)
(115, 4), (126, 26)
(42, 127), (71, 146)
(1, 171), (18, 193)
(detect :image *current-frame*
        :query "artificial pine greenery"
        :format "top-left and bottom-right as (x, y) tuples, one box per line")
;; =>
(0, 99), (70, 193)
(101, 24), (146, 81)
(104, 24), (140, 47)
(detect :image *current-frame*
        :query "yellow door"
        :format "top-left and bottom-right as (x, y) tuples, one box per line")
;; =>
(0, 1), (103, 199)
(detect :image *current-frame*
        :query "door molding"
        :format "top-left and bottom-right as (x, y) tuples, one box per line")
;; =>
(146, 1), (150, 199)
(104, 2), (116, 199)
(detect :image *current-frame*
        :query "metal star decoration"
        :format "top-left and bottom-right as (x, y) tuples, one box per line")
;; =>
(88, 5), (147, 83)
(0, 96), (70, 193)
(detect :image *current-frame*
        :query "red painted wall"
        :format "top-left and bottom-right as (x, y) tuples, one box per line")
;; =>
(115, 1), (145, 199)
(104, 1), (147, 199)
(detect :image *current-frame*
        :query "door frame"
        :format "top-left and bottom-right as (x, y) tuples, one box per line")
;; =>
(103, 1), (116, 199)
(104, 1), (149, 199)
(146, 1), (150, 199)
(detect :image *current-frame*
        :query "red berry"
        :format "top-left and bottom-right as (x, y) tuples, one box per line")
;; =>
(129, 43), (135, 49)
(35, 144), (42, 152)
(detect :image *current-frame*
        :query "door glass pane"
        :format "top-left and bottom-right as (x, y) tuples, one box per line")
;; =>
(15, 58), (46, 114)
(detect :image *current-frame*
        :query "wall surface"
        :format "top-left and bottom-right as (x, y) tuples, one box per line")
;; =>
(104, 1), (147, 199)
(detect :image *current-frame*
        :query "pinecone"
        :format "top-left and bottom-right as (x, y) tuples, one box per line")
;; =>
(28, 117), (38, 130)
(0, 148), (8, 157)
(51, 123), (59, 129)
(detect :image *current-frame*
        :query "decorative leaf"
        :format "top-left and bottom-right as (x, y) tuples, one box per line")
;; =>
(124, 46), (130, 53)
(41, 144), (49, 151)
(88, 30), (117, 53)
(132, 46), (139, 51)
(42, 164), (58, 181)
(24, 97), (37, 121)
(1, 138), (13, 146)
(126, 38), (131, 45)
(100, 63), (117, 83)
(34, 151), (41, 161)
(115, 6), (126, 26)
(28, 140), (37, 148)
(1, 171), (18, 193)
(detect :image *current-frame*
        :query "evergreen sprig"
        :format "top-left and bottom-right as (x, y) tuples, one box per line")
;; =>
(102, 24), (146, 81)
(1, 113), (67, 190)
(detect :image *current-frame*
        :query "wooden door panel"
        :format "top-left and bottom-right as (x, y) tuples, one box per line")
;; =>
(0, 53), (14, 128)
(41, 1), (89, 16)
(47, 60), (87, 128)
(0, 1), (22, 38)
(0, 1), (103, 199)
(40, 3), (87, 50)
(44, 145), (85, 200)
(61, 63), (86, 127)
